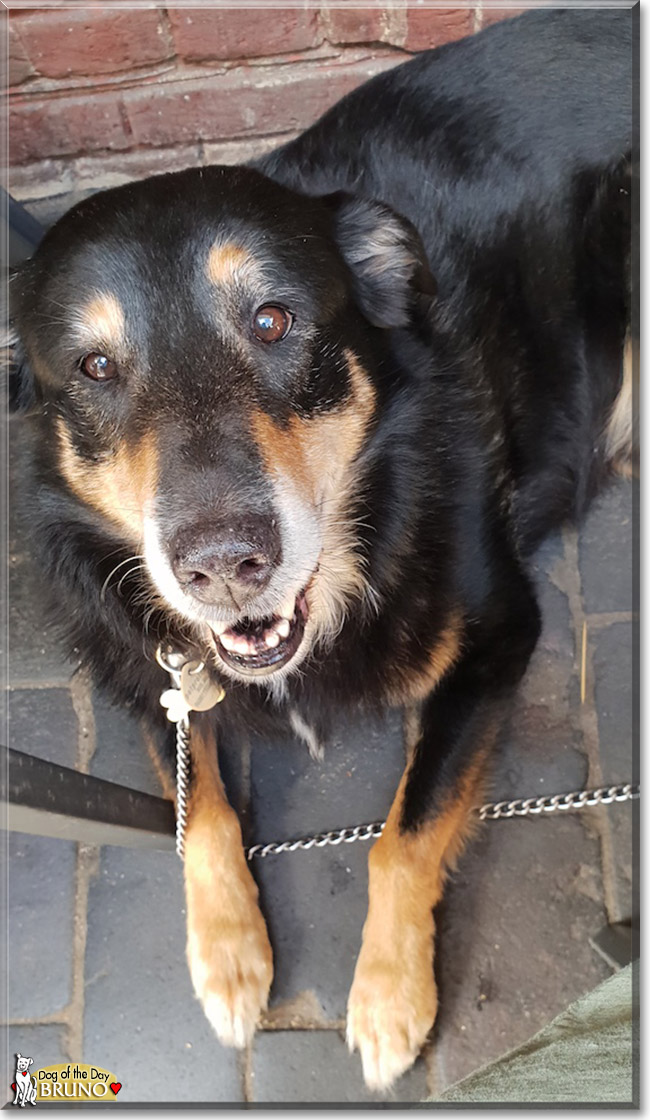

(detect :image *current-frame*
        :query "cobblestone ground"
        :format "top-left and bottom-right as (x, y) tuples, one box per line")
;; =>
(3, 196), (637, 1107)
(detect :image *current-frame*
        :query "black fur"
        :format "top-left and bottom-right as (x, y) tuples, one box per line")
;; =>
(10, 9), (633, 832)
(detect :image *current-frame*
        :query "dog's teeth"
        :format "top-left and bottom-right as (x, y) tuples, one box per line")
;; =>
(264, 630), (280, 649)
(275, 618), (291, 639)
(279, 594), (296, 620)
(219, 632), (238, 652)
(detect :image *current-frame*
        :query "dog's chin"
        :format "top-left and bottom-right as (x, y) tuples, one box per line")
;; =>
(208, 588), (311, 680)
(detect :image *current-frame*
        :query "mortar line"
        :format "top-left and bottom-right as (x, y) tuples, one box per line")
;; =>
(423, 1038), (440, 1099)
(559, 526), (620, 923)
(69, 671), (97, 776)
(65, 672), (100, 1062)
(473, 2), (484, 33)
(242, 1043), (254, 1104)
(583, 610), (636, 630)
(259, 1018), (346, 1032)
(64, 843), (100, 1062)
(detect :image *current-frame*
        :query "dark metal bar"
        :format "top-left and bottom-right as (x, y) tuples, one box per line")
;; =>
(1, 747), (175, 850)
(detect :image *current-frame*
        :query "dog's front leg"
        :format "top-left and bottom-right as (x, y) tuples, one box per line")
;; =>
(183, 715), (273, 1049)
(347, 600), (539, 1091)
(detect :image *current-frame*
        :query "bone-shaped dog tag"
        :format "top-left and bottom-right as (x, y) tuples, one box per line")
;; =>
(160, 688), (192, 723)
(180, 660), (225, 711)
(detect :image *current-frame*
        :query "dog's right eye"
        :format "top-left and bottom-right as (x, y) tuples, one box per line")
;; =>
(80, 353), (118, 382)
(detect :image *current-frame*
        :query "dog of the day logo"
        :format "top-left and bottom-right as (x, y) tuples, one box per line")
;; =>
(11, 1055), (122, 1104)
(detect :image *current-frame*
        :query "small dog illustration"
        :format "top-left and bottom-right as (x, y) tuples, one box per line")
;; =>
(12, 1055), (36, 1107)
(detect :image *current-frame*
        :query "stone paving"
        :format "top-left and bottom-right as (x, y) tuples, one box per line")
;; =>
(3, 196), (637, 1107)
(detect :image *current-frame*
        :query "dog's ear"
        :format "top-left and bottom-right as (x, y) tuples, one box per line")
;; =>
(4, 266), (39, 414)
(326, 192), (437, 328)
(4, 330), (38, 414)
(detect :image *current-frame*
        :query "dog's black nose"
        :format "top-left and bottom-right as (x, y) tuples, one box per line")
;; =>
(172, 517), (282, 606)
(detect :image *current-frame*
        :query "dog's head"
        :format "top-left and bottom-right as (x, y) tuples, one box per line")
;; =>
(15, 1055), (33, 1073)
(11, 166), (435, 685)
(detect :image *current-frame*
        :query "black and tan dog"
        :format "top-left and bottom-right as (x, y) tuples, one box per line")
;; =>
(9, 8), (634, 1091)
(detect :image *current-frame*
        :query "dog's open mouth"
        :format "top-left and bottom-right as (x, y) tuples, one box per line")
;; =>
(210, 590), (309, 676)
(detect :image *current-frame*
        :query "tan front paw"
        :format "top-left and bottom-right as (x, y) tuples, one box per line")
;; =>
(187, 906), (273, 1049)
(346, 949), (437, 1091)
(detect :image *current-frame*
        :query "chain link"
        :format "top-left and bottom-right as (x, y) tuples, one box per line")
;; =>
(175, 717), (191, 859)
(157, 642), (639, 864)
(476, 782), (639, 821)
(244, 783), (639, 861)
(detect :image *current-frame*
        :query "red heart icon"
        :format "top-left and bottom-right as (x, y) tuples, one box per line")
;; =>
(21, 1072), (27, 1077)
(110, 1083), (122, 1096)
(11, 1083), (16, 1092)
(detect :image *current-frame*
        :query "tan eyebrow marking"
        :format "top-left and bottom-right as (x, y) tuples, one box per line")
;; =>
(206, 241), (258, 287)
(71, 292), (125, 349)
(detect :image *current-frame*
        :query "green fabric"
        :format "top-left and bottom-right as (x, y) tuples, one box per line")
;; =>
(431, 964), (637, 1105)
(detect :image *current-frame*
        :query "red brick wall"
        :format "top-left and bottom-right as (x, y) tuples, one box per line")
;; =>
(8, 5), (526, 203)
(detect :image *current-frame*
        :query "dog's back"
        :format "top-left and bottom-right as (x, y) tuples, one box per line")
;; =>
(260, 8), (635, 548)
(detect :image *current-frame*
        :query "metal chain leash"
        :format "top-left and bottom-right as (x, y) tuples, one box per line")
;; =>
(175, 717), (191, 859)
(476, 783), (639, 820)
(157, 645), (639, 863)
(156, 646), (193, 858)
(245, 783), (639, 860)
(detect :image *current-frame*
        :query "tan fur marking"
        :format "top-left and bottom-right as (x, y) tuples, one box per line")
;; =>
(184, 717), (273, 1049)
(390, 610), (464, 704)
(56, 419), (158, 542)
(73, 292), (125, 348)
(250, 350), (378, 641)
(251, 351), (376, 506)
(605, 332), (638, 478)
(206, 241), (255, 287)
(347, 748), (489, 1091)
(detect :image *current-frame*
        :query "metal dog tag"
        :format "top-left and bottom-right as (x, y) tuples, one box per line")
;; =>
(180, 660), (225, 711)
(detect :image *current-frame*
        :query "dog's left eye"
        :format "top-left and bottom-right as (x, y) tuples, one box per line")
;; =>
(80, 353), (118, 381)
(252, 305), (294, 343)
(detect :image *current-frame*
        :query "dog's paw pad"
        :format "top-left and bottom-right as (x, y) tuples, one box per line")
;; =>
(346, 961), (436, 1091)
(188, 919), (273, 1050)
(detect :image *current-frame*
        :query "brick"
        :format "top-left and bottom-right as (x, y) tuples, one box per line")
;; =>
(11, 9), (171, 79)
(202, 133), (298, 168)
(84, 847), (243, 1103)
(324, 7), (386, 45)
(9, 158), (75, 201)
(499, 536), (588, 801)
(74, 143), (202, 191)
(22, 190), (97, 230)
(1, 1026), (69, 1091)
(578, 480), (634, 614)
(403, 8), (473, 51)
(249, 710), (405, 1019)
(9, 24), (34, 87)
(8, 833), (76, 1019)
(433, 813), (609, 1091)
(9, 689), (77, 769)
(168, 7), (321, 62)
(91, 692), (166, 797)
(481, 7), (528, 30)
(592, 622), (636, 920)
(123, 55), (404, 149)
(251, 1029), (428, 1104)
(9, 92), (130, 164)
